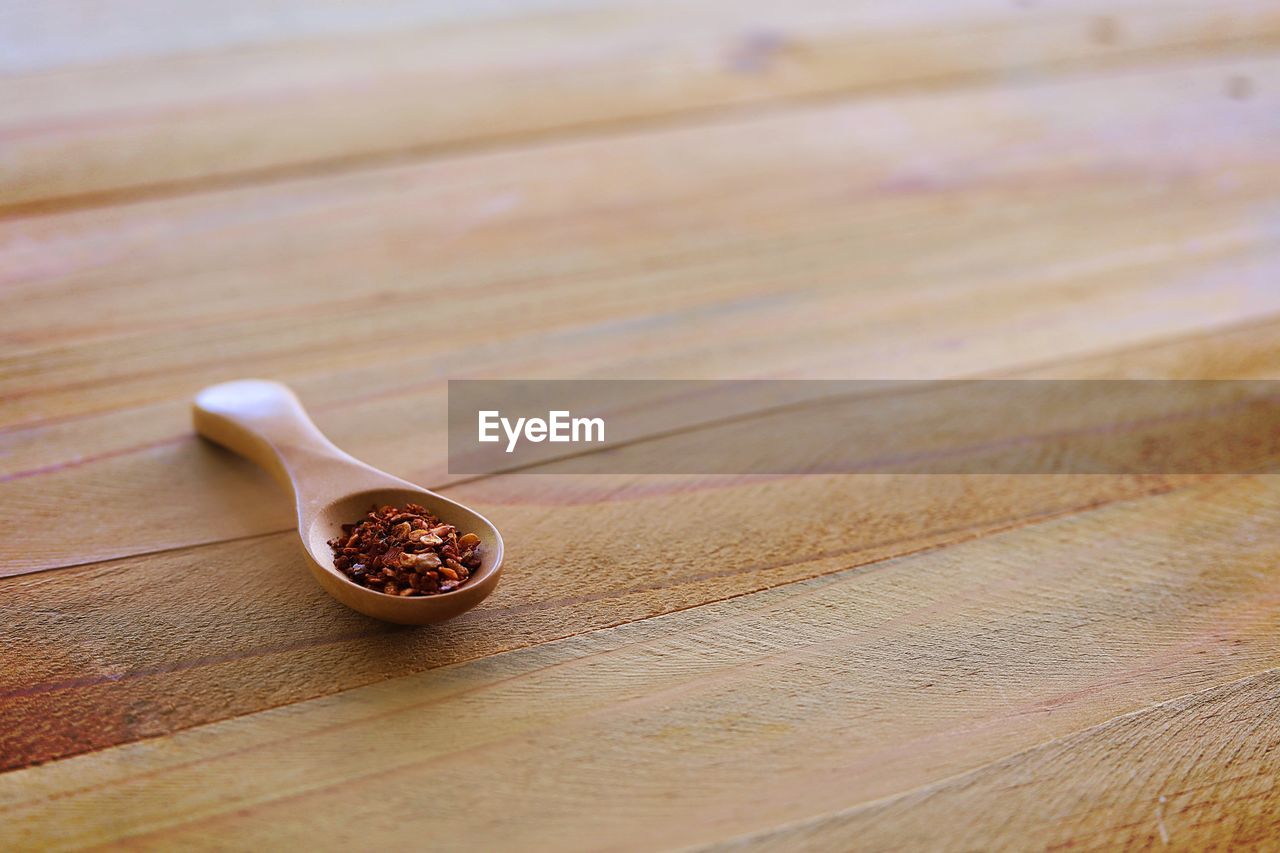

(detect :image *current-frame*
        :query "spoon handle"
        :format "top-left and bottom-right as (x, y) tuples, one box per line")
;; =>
(193, 379), (399, 508)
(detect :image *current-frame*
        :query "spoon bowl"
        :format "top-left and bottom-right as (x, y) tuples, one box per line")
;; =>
(194, 380), (503, 624)
(303, 487), (503, 624)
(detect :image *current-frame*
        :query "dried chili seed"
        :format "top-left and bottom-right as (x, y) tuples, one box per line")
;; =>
(327, 503), (482, 597)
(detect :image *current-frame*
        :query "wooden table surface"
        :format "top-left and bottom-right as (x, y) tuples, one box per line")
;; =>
(3, 1), (1280, 849)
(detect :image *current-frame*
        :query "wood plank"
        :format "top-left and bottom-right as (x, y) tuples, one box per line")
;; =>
(2, 474), (1279, 849)
(6, 52), (1278, 381)
(5, 5), (1276, 848)
(2, 236), (1276, 577)
(6, 311), (1278, 771)
(0, 472), (1202, 772)
(721, 669), (1280, 850)
(2, 216), (1274, 575)
(3, 0), (1277, 208)
(0, 0), (600, 73)
(3, 55), (1278, 575)
(4, 174), (1274, 439)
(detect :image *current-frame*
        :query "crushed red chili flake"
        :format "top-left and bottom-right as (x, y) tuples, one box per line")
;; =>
(328, 503), (482, 597)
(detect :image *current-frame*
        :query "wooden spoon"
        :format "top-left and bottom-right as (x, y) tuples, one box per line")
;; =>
(193, 379), (503, 624)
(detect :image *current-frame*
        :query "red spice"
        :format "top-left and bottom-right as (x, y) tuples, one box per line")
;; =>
(328, 504), (482, 596)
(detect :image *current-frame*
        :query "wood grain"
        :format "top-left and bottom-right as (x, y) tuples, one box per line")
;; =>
(5, 0), (1280, 846)
(0, 472), (1198, 772)
(7, 52), (1278, 373)
(2, 285), (1277, 772)
(4, 54), (1279, 575)
(2, 474), (1279, 849)
(719, 668), (1280, 850)
(3, 0), (1277, 208)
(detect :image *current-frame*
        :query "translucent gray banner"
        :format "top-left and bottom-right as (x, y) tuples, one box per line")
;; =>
(447, 380), (1280, 475)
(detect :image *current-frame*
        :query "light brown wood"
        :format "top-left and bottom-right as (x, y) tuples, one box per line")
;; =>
(3, 0), (1277, 209)
(4, 0), (1279, 847)
(4, 53), (1279, 576)
(192, 379), (503, 623)
(720, 668), (1280, 850)
(2, 475), (1279, 849)
(0, 472), (1201, 772)
(0, 320), (1273, 767)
